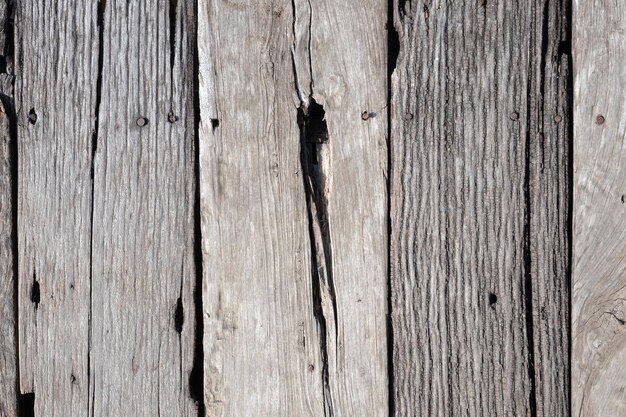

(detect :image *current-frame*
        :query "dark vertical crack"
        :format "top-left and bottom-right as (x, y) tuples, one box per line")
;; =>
(190, 0), (205, 414)
(168, 0), (177, 117)
(291, 2), (337, 414)
(559, 0), (573, 412)
(522, 4), (542, 416)
(387, 0), (399, 415)
(297, 99), (336, 417)
(88, 1), (106, 416)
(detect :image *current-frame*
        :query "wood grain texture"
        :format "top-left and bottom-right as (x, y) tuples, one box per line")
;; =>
(572, 1), (626, 415)
(0, 96), (17, 417)
(16, 2), (98, 415)
(390, 1), (570, 415)
(198, 0), (388, 415)
(89, 0), (197, 415)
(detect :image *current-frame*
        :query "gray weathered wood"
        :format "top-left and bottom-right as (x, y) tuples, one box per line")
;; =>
(390, 1), (570, 415)
(572, 1), (626, 415)
(16, 2), (98, 415)
(198, 0), (388, 415)
(89, 0), (197, 415)
(0, 95), (17, 417)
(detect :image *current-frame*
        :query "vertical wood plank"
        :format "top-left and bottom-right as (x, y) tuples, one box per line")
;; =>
(572, 1), (626, 415)
(16, 2), (98, 415)
(0, 3), (16, 412)
(89, 0), (197, 415)
(390, 1), (570, 415)
(197, 1), (326, 415)
(295, 0), (389, 414)
(198, 0), (388, 415)
(0, 97), (17, 416)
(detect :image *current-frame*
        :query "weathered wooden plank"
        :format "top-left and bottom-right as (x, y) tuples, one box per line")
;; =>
(89, 0), (197, 415)
(16, 1), (98, 415)
(572, 1), (626, 415)
(0, 94), (17, 417)
(198, 0), (388, 415)
(390, 1), (570, 415)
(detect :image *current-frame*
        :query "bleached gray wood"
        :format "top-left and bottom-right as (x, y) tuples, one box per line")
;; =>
(390, 1), (570, 415)
(89, 0), (197, 416)
(16, 2), (98, 415)
(0, 96), (17, 417)
(198, 0), (388, 415)
(572, 1), (626, 415)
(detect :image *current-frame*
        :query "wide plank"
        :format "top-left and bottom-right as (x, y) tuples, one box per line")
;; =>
(390, 1), (570, 415)
(572, 1), (626, 415)
(198, 0), (388, 415)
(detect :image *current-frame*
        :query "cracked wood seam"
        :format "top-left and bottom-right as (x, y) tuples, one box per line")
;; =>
(198, 0), (388, 415)
(390, 1), (570, 416)
(16, 1), (198, 415)
(572, 0), (626, 416)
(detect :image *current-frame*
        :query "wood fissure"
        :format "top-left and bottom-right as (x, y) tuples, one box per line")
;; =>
(297, 98), (337, 417)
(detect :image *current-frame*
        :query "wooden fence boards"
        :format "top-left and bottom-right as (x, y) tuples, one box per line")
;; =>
(572, 1), (626, 415)
(7, 0), (626, 415)
(390, 1), (570, 416)
(16, 2), (98, 415)
(198, 0), (388, 415)
(89, 0), (197, 415)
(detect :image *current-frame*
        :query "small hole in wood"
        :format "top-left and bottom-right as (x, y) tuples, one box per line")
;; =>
(211, 118), (220, 132)
(621, 195), (625, 204)
(488, 293), (497, 308)
(174, 297), (184, 333)
(31, 278), (40, 307)
(28, 108), (37, 125)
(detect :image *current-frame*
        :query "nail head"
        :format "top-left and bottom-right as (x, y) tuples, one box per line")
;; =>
(553, 115), (562, 123)
(361, 111), (369, 121)
(510, 111), (519, 121)
(595, 115), (605, 125)
(168, 112), (178, 123)
(404, 112), (413, 121)
(136, 116), (148, 127)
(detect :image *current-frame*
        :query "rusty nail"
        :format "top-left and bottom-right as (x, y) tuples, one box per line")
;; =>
(553, 115), (562, 123)
(595, 115), (605, 125)
(136, 116), (148, 127)
(168, 112), (178, 123)
(404, 112), (413, 121)
(361, 111), (369, 121)
(510, 111), (519, 121)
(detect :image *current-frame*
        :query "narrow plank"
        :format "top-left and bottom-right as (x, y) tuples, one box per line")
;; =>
(16, 2), (98, 415)
(0, 94), (17, 416)
(198, 0), (388, 415)
(572, 1), (626, 415)
(390, 1), (570, 415)
(294, 0), (389, 414)
(89, 0), (197, 415)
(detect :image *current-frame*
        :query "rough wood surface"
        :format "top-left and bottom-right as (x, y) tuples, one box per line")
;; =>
(572, 1), (626, 415)
(89, 0), (197, 415)
(0, 96), (17, 417)
(198, 0), (388, 415)
(16, 2), (98, 415)
(390, 1), (570, 415)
